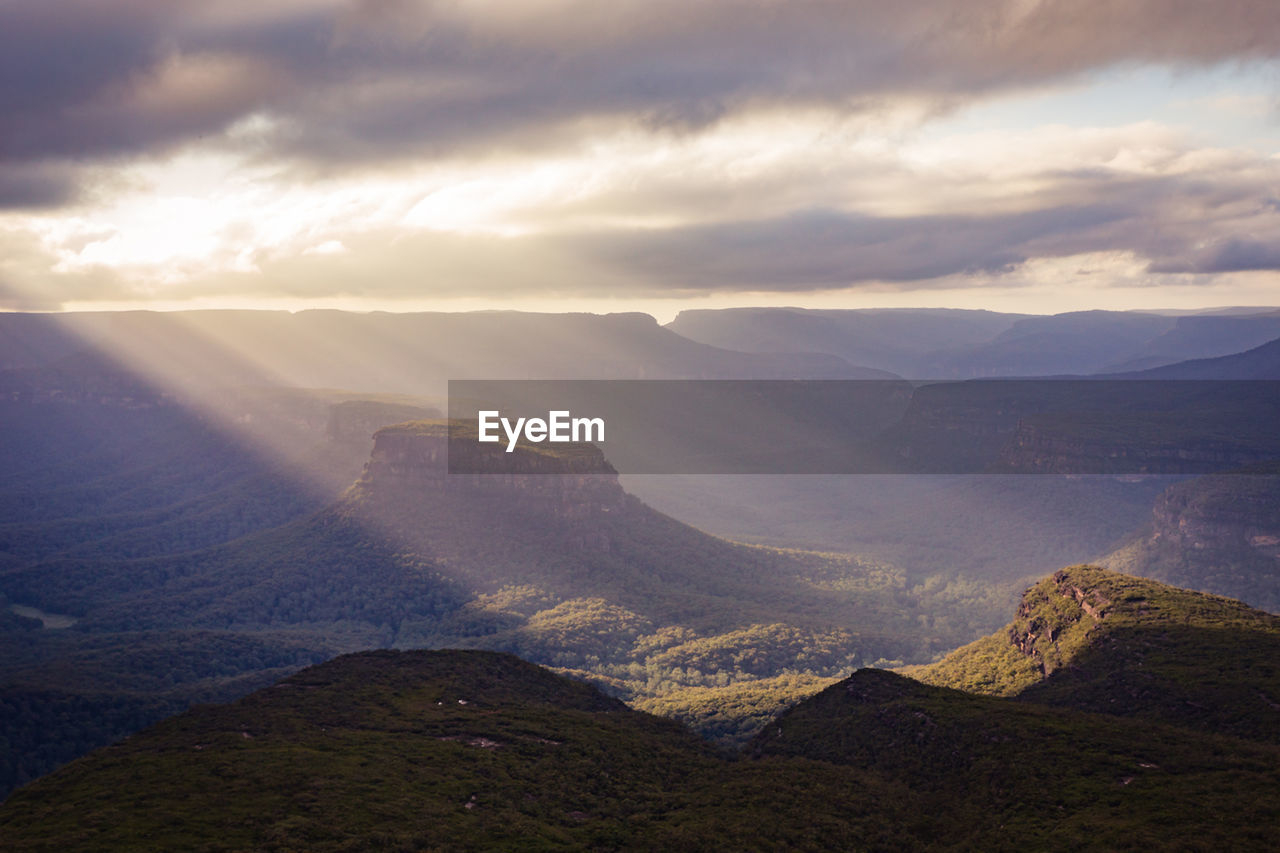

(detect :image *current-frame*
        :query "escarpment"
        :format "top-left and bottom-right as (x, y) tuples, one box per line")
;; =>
(359, 420), (628, 524)
(1102, 469), (1280, 612)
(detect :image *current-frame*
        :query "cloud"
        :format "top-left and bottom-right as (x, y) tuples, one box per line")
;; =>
(1151, 238), (1280, 274)
(568, 207), (1060, 290)
(564, 162), (1280, 291)
(10, 114), (1280, 305)
(0, 163), (81, 210)
(5, 0), (1280, 171)
(0, 227), (135, 310)
(4, 1), (1280, 306)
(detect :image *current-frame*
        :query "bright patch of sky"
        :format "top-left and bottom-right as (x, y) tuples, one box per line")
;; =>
(922, 62), (1280, 152)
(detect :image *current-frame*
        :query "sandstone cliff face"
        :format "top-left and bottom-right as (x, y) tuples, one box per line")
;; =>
(363, 424), (627, 520)
(351, 423), (632, 568)
(1100, 472), (1280, 613)
(1151, 475), (1280, 557)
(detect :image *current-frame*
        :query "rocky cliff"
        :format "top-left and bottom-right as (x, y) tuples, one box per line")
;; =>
(361, 420), (627, 523)
(1102, 470), (1280, 611)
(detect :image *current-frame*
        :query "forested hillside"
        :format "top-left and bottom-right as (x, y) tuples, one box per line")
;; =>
(5, 570), (1278, 853)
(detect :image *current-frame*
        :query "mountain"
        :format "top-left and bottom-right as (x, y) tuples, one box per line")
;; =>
(666, 307), (1023, 377)
(907, 566), (1280, 740)
(0, 391), (442, 797)
(1098, 312), (1280, 372)
(0, 649), (938, 852)
(5, 570), (1280, 852)
(933, 310), (1180, 376)
(622, 473), (1167, 591)
(751, 667), (1279, 851)
(667, 307), (1280, 378)
(0, 416), (968, 798)
(874, 377), (1280, 475)
(949, 310), (1280, 377)
(3, 420), (933, 649)
(1115, 335), (1280, 379)
(0, 311), (888, 403)
(0, 650), (729, 852)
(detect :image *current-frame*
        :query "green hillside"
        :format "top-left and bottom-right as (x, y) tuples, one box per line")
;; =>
(906, 566), (1280, 741)
(5, 396), (1277, 818)
(0, 650), (914, 852)
(753, 668), (1280, 851)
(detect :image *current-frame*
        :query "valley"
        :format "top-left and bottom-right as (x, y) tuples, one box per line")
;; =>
(9, 6), (1280, 845)
(0, 307), (1277, 848)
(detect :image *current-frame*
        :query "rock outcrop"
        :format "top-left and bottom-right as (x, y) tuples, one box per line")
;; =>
(363, 420), (627, 522)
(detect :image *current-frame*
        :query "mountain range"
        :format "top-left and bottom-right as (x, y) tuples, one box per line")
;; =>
(2, 305), (1278, 840)
(668, 306), (1280, 378)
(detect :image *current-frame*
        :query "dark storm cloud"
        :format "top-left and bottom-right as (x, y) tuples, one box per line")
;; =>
(1151, 238), (1280, 274)
(569, 206), (1117, 290)
(559, 169), (1280, 291)
(5, 0), (1280, 170)
(0, 2), (305, 162)
(0, 1), (173, 159)
(0, 163), (81, 209)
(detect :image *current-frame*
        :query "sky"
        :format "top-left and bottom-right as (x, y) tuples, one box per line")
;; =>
(3, 0), (1280, 319)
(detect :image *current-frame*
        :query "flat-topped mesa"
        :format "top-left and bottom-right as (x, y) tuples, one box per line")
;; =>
(362, 420), (626, 516)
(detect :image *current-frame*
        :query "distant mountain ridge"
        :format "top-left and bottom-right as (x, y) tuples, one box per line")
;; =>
(1114, 335), (1280, 379)
(668, 306), (1280, 378)
(0, 311), (891, 403)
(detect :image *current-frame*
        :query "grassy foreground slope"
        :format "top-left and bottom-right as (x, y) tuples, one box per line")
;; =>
(754, 668), (1280, 851)
(0, 650), (914, 852)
